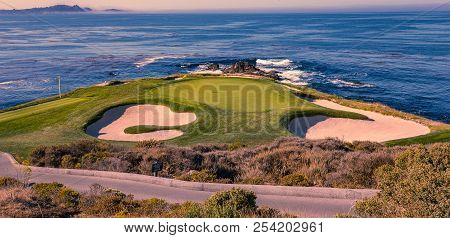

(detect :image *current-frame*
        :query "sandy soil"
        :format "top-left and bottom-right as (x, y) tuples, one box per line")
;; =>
(86, 105), (196, 142)
(289, 99), (430, 142)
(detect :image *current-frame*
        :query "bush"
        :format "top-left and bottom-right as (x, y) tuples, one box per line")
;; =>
(27, 137), (403, 189)
(81, 188), (136, 217)
(352, 141), (383, 152)
(0, 177), (23, 188)
(355, 143), (449, 218)
(168, 202), (204, 218)
(61, 155), (79, 169)
(31, 182), (80, 209)
(1, 180), (290, 218)
(136, 140), (164, 149)
(325, 150), (394, 188)
(134, 198), (170, 217)
(280, 173), (311, 187)
(178, 170), (216, 182)
(80, 152), (111, 169)
(29, 140), (116, 168)
(204, 188), (257, 218)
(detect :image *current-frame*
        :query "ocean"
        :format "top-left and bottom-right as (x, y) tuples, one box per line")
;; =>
(0, 12), (449, 123)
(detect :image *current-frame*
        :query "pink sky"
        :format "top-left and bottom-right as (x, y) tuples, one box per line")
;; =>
(0, 0), (448, 11)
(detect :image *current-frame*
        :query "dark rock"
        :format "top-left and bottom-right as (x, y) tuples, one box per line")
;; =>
(109, 71), (119, 76)
(206, 63), (220, 71)
(106, 80), (124, 86)
(223, 61), (279, 79)
(223, 61), (259, 74)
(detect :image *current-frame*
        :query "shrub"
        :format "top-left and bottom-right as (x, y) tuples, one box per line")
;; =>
(178, 170), (217, 182)
(352, 141), (383, 152)
(0, 177), (23, 188)
(280, 173), (311, 187)
(192, 144), (228, 153)
(95, 157), (131, 172)
(134, 198), (171, 217)
(31, 182), (80, 209)
(61, 155), (79, 169)
(355, 143), (449, 218)
(136, 140), (164, 149)
(229, 141), (246, 151)
(325, 150), (394, 188)
(81, 188), (136, 217)
(168, 202), (203, 218)
(1, 179), (291, 218)
(204, 188), (257, 218)
(80, 152), (111, 169)
(27, 137), (404, 189)
(29, 140), (116, 168)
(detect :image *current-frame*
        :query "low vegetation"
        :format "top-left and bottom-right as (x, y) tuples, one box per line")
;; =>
(354, 143), (449, 218)
(27, 137), (406, 189)
(0, 180), (285, 218)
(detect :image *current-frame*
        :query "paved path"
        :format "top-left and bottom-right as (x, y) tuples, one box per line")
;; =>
(0, 152), (375, 217)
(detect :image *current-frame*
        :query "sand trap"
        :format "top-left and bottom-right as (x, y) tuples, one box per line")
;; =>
(86, 105), (197, 142)
(289, 100), (430, 142)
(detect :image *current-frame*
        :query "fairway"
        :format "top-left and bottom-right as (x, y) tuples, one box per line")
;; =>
(0, 98), (86, 123)
(0, 76), (365, 160)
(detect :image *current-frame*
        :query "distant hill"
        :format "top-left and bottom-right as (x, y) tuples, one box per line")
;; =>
(0, 5), (111, 14)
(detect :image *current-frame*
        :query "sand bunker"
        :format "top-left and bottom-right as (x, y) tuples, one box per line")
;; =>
(289, 100), (430, 142)
(86, 105), (196, 142)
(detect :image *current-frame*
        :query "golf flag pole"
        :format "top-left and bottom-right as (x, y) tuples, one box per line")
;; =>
(57, 76), (61, 98)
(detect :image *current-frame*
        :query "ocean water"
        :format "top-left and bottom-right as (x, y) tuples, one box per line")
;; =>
(0, 12), (449, 123)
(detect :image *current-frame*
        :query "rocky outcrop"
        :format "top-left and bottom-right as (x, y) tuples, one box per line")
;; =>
(205, 63), (220, 71)
(223, 61), (279, 79)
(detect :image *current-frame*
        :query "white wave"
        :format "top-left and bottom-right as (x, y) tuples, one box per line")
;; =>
(258, 66), (278, 73)
(134, 55), (183, 68)
(279, 70), (304, 81)
(256, 59), (293, 67)
(0, 80), (22, 89)
(329, 79), (374, 88)
(0, 81), (16, 85)
(279, 79), (309, 86)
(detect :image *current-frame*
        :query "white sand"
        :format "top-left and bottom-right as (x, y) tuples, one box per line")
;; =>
(86, 105), (196, 142)
(289, 99), (430, 142)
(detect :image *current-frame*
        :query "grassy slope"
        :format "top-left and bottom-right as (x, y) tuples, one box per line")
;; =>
(0, 76), (364, 160)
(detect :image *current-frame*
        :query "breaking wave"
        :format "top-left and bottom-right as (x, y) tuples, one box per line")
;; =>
(134, 55), (184, 68)
(256, 59), (293, 67)
(328, 78), (374, 88)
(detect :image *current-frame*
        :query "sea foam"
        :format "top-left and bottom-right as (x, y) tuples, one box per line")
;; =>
(329, 79), (374, 88)
(256, 59), (293, 67)
(134, 55), (183, 68)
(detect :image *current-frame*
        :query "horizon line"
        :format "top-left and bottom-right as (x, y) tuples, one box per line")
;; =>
(1, 3), (450, 13)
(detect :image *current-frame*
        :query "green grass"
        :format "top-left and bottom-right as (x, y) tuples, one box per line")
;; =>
(125, 125), (185, 134)
(385, 130), (450, 146)
(0, 98), (86, 123)
(0, 75), (374, 160)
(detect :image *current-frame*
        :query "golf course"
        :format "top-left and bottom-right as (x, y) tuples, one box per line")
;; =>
(0, 75), (365, 159)
(0, 75), (448, 161)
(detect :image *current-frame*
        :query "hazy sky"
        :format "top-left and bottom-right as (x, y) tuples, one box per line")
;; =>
(0, 0), (448, 11)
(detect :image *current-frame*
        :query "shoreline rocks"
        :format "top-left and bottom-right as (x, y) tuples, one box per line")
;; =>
(223, 61), (279, 79)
